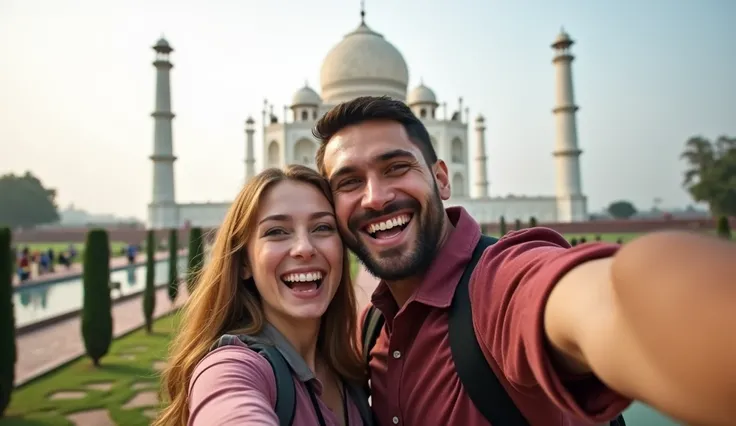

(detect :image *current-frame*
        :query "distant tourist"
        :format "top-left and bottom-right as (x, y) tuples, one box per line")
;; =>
(126, 244), (137, 264)
(38, 251), (51, 275)
(17, 248), (31, 282)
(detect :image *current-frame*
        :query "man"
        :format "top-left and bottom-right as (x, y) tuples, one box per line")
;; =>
(312, 96), (736, 426)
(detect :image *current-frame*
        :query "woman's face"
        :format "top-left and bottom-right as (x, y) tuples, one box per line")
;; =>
(245, 180), (344, 323)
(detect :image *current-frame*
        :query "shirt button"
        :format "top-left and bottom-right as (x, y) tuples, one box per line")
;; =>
(392, 416), (400, 424)
(392, 350), (401, 359)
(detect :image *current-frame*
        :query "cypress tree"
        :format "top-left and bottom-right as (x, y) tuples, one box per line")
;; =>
(499, 216), (507, 237)
(716, 216), (731, 239)
(81, 229), (112, 367)
(143, 230), (156, 334)
(514, 218), (522, 231)
(529, 216), (538, 228)
(0, 228), (16, 417)
(167, 229), (179, 302)
(187, 227), (205, 294)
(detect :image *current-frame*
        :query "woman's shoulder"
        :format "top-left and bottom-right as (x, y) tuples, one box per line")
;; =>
(189, 336), (277, 402)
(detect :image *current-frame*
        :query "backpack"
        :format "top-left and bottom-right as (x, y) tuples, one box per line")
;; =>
(361, 235), (626, 426)
(211, 334), (373, 426)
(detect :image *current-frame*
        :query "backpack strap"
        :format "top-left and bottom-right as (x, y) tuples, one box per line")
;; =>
(449, 235), (533, 425)
(361, 305), (385, 370)
(212, 335), (296, 426)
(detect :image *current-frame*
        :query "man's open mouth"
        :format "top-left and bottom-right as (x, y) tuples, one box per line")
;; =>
(362, 213), (413, 240)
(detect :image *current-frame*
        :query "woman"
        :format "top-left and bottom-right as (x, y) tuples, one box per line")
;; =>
(154, 165), (369, 426)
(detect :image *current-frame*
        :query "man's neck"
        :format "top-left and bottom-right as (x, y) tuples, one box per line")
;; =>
(386, 213), (455, 307)
(267, 314), (321, 372)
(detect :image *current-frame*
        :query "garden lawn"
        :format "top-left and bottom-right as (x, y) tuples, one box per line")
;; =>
(1, 312), (181, 426)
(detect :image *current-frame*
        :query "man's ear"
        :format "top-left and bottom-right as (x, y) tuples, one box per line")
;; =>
(432, 159), (451, 200)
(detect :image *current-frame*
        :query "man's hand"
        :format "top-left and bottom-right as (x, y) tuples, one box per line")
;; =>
(545, 231), (736, 426)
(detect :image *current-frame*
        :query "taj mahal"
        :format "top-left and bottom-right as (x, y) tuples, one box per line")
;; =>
(147, 10), (587, 230)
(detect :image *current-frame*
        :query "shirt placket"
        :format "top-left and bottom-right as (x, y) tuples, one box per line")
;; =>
(384, 302), (424, 426)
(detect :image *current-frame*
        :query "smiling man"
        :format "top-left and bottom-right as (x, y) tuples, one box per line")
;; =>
(312, 96), (736, 426)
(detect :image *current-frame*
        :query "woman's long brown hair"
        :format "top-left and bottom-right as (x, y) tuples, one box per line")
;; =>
(153, 165), (363, 426)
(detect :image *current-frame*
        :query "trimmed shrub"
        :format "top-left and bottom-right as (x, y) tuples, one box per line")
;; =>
(529, 217), (538, 228)
(716, 216), (731, 239)
(81, 229), (112, 367)
(187, 227), (205, 294)
(143, 230), (156, 334)
(167, 229), (179, 302)
(514, 218), (522, 231)
(0, 228), (16, 417)
(499, 216), (507, 236)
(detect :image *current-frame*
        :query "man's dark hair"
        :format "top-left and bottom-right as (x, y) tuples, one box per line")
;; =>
(312, 96), (438, 174)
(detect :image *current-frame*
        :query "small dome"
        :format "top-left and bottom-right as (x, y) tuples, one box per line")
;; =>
(153, 37), (173, 52)
(320, 20), (409, 103)
(551, 29), (573, 48)
(291, 84), (322, 107)
(245, 116), (255, 124)
(407, 83), (437, 106)
(475, 114), (485, 123)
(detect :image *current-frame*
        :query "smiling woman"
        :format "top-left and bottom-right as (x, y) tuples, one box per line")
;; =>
(154, 165), (370, 426)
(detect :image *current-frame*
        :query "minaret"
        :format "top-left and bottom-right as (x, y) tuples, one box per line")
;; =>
(148, 37), (178, 229)
(472, 115), (489, 198)
(551, 29), (587, 222)
(244, 116), (256, 182)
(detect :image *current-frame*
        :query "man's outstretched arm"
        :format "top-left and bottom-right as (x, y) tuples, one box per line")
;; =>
(545, 230), (736, 426)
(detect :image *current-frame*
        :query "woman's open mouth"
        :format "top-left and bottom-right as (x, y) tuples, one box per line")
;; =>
(280, 271), (324, 293)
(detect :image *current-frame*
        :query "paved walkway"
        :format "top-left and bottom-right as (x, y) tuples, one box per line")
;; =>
(15, 285), (189, 386)
(12, 251), (181, 287)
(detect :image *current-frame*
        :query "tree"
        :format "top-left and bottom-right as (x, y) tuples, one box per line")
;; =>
(167, 229), (179, 302)
(143, 230), (156, 334)
(187, 227), (205, 294)
(681, 135), (736, 216)
(607, 200), (637, 219)
(529, 216), (538, 227)
(0, 228), (16, 417)
(0, 172), (59, 228)
(81, 229), (112, 367)
(514, 219), (522, 231)
(499, 216), (507, 236)
(716, 216), (731, 239)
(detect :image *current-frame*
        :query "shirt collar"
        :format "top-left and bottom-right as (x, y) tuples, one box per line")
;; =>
(239, 323), (317, 385)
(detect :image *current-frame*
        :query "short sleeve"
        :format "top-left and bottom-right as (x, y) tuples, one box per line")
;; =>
(470, 228), (632, 422)
(188, 345), (280, 426)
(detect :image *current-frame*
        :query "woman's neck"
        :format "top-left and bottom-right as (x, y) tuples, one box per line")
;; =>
(267, 314), (321, 371)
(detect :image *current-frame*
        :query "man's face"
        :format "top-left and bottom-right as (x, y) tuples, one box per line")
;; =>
(322, 120), (451, 281)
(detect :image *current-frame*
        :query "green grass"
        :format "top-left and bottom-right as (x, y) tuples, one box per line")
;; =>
(561, 233), (641, 243)
(18, 242), (131, 263)
(1, 313), (181, 426)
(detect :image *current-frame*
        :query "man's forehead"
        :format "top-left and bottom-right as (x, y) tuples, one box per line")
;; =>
(322, 121), (421, 176)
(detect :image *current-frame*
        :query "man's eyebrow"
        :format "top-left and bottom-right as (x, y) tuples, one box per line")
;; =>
(328, 149), (417, 185)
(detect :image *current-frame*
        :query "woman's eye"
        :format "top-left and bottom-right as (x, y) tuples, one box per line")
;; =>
(314, 224), (335, 232)
(264, 228), (287, 236)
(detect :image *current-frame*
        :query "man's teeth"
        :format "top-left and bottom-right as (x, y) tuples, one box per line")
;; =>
(282, 271), (323, 283)
(367, 214), (411, 235)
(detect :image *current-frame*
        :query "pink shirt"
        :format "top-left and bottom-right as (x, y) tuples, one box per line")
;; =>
(188, 326), (367, 425)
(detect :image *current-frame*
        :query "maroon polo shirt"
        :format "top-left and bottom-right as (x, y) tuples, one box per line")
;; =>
(363, 207), (632, 425)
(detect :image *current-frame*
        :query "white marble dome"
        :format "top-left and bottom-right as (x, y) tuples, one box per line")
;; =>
(407, 83), (437, 106)
(319, 20), (409, 104)
(291, 84), (321, 106)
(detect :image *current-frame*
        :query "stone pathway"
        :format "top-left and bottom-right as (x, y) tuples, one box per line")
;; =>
(15, 285), (188, 386)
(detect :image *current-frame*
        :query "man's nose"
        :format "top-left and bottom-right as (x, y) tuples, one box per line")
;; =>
(361, 178), (395, 211)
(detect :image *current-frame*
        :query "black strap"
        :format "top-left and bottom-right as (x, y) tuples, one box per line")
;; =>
(449, 235), (531, 425)
(211, 336), (296, 426)
(306, 382), (328, 426)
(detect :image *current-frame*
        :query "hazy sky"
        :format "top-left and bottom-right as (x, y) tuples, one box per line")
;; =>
(1, 0), (734, 221)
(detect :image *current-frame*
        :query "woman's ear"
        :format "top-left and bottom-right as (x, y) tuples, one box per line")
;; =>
(241, 263), (253, 280)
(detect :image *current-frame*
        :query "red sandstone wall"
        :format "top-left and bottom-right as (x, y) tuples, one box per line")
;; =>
(9, 217), (734, 245)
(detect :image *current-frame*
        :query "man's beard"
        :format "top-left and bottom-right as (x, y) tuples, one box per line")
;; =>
(343, 185), (445, 281)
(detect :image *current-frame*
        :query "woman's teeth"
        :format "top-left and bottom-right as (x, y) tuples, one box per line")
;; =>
(366, 214), (411, 236)
(282, 271), (323, 283)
